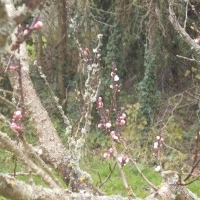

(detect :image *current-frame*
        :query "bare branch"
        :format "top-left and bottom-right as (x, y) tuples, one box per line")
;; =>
(98, 163), (117, 189)
(168, 0), (200, 52)
(0, 173), (128, 200)
(0, 95), (16, 110)
(0, 130), (61, 188)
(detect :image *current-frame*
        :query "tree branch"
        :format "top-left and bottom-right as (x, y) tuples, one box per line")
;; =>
(0, 173), (128, 200)
(0, 130), (61, 188)
(0, 95), (16, 110)
(168, 0), (200, 52)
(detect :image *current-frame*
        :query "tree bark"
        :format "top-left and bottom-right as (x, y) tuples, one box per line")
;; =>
(0, 173), (127, 200)
(0, 171), (199, 200)
(8, 42), (68, 168)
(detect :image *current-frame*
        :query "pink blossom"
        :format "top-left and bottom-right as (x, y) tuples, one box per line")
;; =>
(120, 113), (126, 119)
(97, 101), (103, 108)
(105, 122), (112, 129)
(23, 29), (29, 36)
(156, 135), (160, 140)
(34, 20), (43, 30)
(106, 109), (110, 114)
(97, 123), (103, 128)
(117, 155), (129, 166)
(108, 148), (113, 154)
(153, 142), (158, 149)
(110, 131), (119, 140)
(114, 75), (119, 81)
(110, 131), (115, 135)
(10, 123), (21, 131)
(10, 122), (17, 129)
(103, 152), (110, 159)
(117, 156), (123, 163)
(8, 66), (17, 71)
(155, 165), (161, 172)
(13, 110), (22, 120)
(83, 48), (90, 58)
(119, 119), (126, 126)
(98, 97), (102, 102)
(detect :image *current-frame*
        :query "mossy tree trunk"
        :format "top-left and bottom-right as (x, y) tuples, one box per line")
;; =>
(138, 0), (161, 126)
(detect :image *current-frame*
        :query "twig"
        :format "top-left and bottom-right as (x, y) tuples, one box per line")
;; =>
(183, 1), (188, 30)
(112, 142), (135, 198)
(9, 172), (37, 176)
(129, 157), (158, 191)
(181, 175), (200, 186)
(183, 132), (200, 182)
(0, 89), (13, 95)
(0, 131), (61, 188)
(188, 1), (200, 21)
(37, 66), (72, 135)
(5, 52), (15, 73)
(0, 95), (16, 110)
(99, 162), (117, 189)
(121, 140), (158, 191)
(176, 55), (200, 62)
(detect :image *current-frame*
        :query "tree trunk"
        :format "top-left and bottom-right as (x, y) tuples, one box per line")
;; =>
(57, 0), (69, 101)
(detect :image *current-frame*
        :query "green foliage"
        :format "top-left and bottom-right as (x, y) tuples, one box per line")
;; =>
(138, 46), (159, 127)
(26, 38), (36, 62)
(188, 181), (200, 197)
(126, 103), (147, 133)
(81, 141), (200, 197)
(81, 154), (161, 198)
(0, 196), (7, 200)
(105, 28), (123, 67)
(184, 66), (200, 84)
(99, 27), (124, 99)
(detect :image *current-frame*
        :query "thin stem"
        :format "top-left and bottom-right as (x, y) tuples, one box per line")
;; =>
(99, 162), (117, 188)
(122, 140), (158, 191)
(183, 1), (188, 30)
(184, 132), (200, 182)
(112, 141), (136, 198)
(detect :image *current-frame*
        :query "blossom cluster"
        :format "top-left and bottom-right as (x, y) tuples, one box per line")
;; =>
(103, 148), (129, 167)
(103, 147), (113, 159)
(153, 135), (164, 152)
(96, 65), (129, 166)
(110, 67), (121, 92)
(10, 110), (23, 137)
(96, 96), (127, 141)
(153, 135), (164, 172)
(154, 165), (161, 172)
(23, 20), (43, 37)
(7, 65), (18, 71)
(117, 155), (129, 167)
(11, 18), (43, 51)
